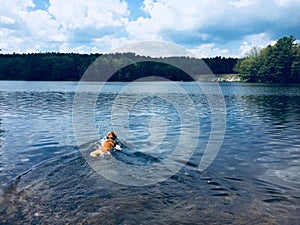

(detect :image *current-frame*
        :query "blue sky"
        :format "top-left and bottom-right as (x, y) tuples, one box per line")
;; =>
(1, 0), (300, 57)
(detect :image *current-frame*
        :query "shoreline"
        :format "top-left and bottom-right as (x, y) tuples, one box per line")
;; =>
(213, 74), (241, 82)
(1, 80), (300, 88)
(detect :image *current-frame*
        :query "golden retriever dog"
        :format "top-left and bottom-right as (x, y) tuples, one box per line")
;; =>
(90, 131), (118, 157)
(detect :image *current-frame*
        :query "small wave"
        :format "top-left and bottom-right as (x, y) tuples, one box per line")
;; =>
(114, 150), (161, 166)
(223, 176), (244, 182)
(0, 146), (88, 223)
(12, 147), (82, 188)
(262, 196), (291, 203)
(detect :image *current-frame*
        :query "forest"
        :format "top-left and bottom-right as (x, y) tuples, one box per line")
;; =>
(0, 52), (237, 81)
(234, 36), (300, 83)
(1, 35), (299, 83)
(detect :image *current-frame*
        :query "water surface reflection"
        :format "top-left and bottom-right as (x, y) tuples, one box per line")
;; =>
(0, 81), (299, 224)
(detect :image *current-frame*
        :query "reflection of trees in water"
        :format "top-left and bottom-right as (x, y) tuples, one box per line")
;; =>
(241, 94), (300, 125)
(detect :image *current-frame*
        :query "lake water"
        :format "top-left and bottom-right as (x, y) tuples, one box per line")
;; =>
(0, 81), (299, 224)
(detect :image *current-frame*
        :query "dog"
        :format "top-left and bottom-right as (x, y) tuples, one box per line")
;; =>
(90, 131), (118, 157)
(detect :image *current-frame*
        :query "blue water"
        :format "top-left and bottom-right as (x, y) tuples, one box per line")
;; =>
(0, 81), (299, 224)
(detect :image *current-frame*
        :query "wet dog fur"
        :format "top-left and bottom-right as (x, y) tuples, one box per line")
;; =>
(90, 131), (117, 157)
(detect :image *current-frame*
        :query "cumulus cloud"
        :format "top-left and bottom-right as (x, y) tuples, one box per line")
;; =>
(131, 0), (299, 41)
(273, 0), (300, 7)
(0, 0), (299, 56)
(0, 16), (16, 25)
(238, 33), (276, 56)
(0, 0), (130, 53)
(126, 0), (226, 41)
(189, 43), (231, 58)
(126, 0), (300, 57)
(48, 0), (129, 29)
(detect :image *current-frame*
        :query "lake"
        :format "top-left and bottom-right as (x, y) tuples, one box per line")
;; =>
(0, 81), (299, 224)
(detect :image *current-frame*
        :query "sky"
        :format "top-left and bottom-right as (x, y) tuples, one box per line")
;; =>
(0, 0), (300, 58)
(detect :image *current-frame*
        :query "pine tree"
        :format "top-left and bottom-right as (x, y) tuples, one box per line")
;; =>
(236, 35), (299, 83)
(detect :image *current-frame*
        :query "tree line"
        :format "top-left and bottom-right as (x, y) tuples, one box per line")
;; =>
(0, 52), (237, 81)
(1, 35), (299, 83)
(0, 53), (100, 81)
(234, 36), (300, 83)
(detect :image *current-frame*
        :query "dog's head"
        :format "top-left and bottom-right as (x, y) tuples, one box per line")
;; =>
(106, 131), (117, 140)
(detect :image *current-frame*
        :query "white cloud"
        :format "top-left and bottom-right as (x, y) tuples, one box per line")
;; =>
(273, 0), (300, 7)
(19, 10), (65, 42)
(0, 28), (24, 52)
(189, 33), (277, 58)
(58, 43), (101, 54)
(126, 17), (163, 41)
(112, 41), (194, 57)
(126, 0), (225, 43)
(93, 36), (132, 52)
(239, 33), (276, 57)
(190, 44), (230, 58)
(48, 0), (129, 30)
(55, 36), (133, 54)
(0, 0), (35, 23)
(127, 0), (225, 38)
(0, 0), (299, 56)
(127, 0), (300, 57)
(0, 16), (15, 25)
(0, 0), (131, 53)
(229, 0), (255, 8)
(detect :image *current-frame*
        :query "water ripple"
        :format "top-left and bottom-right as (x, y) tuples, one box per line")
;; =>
(0, 81), (299, 224)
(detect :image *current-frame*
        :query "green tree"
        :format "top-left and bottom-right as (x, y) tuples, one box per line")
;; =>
(271, 36), (296, 83)
(236, 35), (299, 83)
(291, 44), (300, 82)
(257, 45), (276, 82)
(234, 46), (262, 82)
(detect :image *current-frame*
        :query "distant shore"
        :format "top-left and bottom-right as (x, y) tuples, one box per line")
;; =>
(0, 74), (242, 82)
(0, 53), (238, 81)
(214, 74), (241, 82)
(194, 74), (241, 82)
